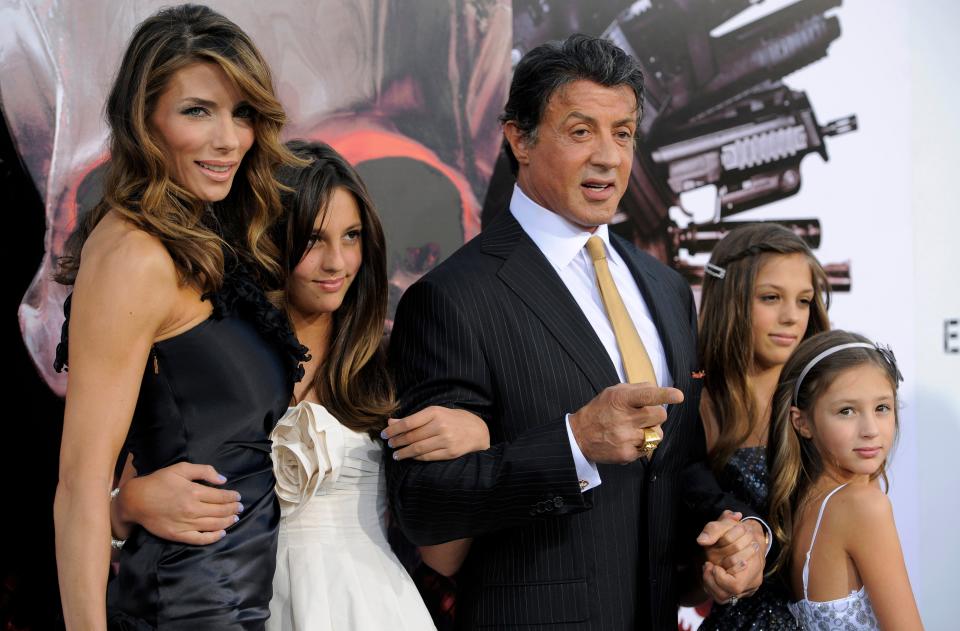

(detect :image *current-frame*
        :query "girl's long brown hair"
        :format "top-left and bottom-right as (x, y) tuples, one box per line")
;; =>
(274, 141), (395, 433)
(56, 3), (302, 290)
(699, 223), (831, 473)
(766, 330), (901, 576)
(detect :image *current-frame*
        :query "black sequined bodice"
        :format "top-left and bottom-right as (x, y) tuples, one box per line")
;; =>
(699, 447), (799, 631)
(720, 446), (770, 513)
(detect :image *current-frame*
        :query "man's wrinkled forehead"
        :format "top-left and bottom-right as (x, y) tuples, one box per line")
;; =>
(544, 80), (641, 122)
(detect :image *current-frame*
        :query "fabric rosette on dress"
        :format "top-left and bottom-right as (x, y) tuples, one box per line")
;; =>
(267, 402), (436, 630)
(271, 401), (345, 519)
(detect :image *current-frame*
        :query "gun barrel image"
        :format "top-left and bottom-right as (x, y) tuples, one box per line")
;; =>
(674, 219), (822, 255)
(605, 0), (844, 122)
(651, 84), (857, 215)
(823, 262), (851, 292)
(652, 116), (800, 166)
(700, 0), (843, 111)
(822, 115), (857, 137)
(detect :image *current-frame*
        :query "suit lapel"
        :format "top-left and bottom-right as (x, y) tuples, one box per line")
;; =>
(483, 212), (619, 394)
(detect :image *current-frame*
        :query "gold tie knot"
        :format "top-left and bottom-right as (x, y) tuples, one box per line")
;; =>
(585, 235), (606, 262)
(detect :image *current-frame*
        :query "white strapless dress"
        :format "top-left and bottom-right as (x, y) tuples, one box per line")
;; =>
(267, 401), (435, 631)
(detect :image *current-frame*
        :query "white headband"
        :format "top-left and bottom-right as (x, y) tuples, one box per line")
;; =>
(792, 342), (878, 406)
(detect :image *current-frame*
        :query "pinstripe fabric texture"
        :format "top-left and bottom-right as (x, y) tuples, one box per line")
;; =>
(387, 210), (716, 630)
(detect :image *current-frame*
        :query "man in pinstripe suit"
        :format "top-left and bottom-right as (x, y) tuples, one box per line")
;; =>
(387, 35), (767, 630)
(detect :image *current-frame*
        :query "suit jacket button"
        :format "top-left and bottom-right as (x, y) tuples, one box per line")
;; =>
(650, 474), (658, 482)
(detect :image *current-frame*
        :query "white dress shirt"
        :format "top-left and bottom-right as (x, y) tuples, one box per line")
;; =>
(510, 185), (674, 491)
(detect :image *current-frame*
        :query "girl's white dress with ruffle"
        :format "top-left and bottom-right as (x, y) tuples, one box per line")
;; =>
(267, 401), (436, 631)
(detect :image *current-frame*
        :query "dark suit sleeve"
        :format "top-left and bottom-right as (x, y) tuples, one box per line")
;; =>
(386, 278), (588, 546)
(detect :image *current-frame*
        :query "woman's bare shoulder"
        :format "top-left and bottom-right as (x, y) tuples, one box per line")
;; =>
(79, 211), (177, 286)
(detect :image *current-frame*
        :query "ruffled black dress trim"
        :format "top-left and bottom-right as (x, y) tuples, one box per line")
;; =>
(204, 260), (308, 385)
(106, 609), (155, 631)
(53, 294), (72, 375)
(54, 262), (308, 385)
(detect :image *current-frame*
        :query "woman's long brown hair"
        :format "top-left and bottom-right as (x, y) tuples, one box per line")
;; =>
(56, 3), (302, 290)
(766, 330), (901, 576)
(274, 141), (395, 433)
(699, 223), (831, 472)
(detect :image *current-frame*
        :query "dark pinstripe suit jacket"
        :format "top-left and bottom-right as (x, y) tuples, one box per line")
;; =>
(387, 209), (742, 630)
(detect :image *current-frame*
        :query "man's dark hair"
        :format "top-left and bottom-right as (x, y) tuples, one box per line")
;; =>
(500, 33), (645, 174)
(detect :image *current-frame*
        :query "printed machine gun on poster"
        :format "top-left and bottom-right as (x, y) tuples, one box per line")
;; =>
(650, 84), (855, 290)
(599, 0), (856, 291)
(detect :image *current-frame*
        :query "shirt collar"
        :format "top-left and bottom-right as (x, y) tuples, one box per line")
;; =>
(509, 184), (617, 269)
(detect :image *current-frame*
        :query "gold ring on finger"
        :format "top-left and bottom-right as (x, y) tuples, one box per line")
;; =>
(639, 427), (661, 454)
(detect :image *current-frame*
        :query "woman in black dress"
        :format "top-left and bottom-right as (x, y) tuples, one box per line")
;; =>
(52, 5), (304, 629)
(695, 224), (831, 630)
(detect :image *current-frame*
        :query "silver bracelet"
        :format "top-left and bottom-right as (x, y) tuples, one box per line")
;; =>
(110, 487), (127, 550)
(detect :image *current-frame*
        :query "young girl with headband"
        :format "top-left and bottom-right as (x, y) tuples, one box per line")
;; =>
(694, 223), (830, 629)
(768, 330), (923, 629)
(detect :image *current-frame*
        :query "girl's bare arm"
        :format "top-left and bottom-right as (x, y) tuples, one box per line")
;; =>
(845, 485), (923, 630)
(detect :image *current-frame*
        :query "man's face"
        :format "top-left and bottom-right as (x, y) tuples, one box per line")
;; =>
(506, 80), (638, 230)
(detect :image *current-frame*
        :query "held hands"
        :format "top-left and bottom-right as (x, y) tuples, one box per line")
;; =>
(568, 383), (683, 464)
(115, 462), (243, 545)
(382, 406), (490, 461)
(697, 510), (766, 604)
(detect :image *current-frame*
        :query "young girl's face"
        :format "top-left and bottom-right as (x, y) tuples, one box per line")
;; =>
(286, 187), (363, 321)
(793, 363), (897, 482)
(750, 253), (815, 372)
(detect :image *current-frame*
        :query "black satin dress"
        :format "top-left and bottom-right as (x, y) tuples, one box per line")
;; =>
(55, 265), (306, 630)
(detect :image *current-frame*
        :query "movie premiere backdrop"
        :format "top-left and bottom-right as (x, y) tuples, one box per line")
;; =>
(2, 0), (957, 627)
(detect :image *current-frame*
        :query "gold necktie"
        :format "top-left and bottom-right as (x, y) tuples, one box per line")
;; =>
(585, 236), (657, 385)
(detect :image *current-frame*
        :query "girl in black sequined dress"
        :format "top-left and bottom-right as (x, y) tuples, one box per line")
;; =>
(695, 224), (832, 630)
(52, 6), (305, 629)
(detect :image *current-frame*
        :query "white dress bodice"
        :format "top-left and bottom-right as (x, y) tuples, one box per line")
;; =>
(267, 401), (435, 631)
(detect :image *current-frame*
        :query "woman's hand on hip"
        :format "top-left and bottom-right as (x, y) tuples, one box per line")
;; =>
(116, 462), (242, 545)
